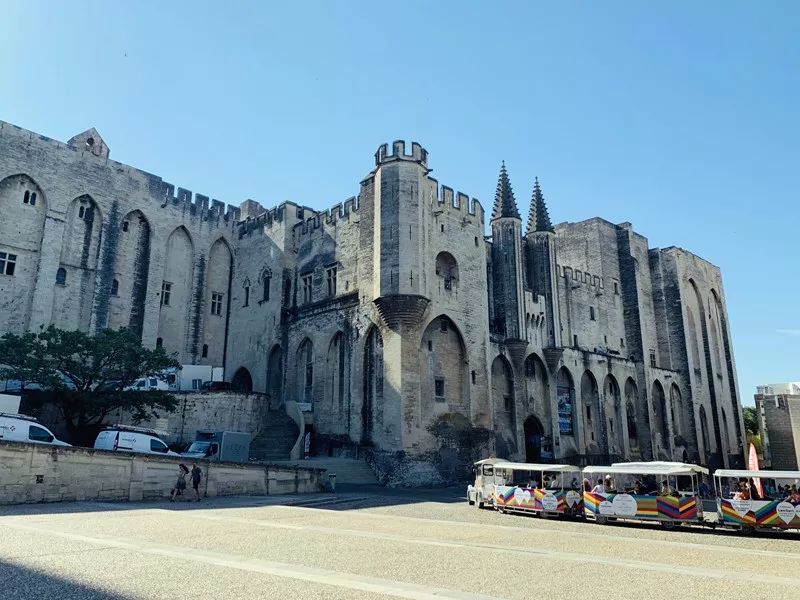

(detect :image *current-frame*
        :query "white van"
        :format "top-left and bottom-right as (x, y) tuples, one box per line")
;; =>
(94, 426), (178, 456)
(125, 376), (171, 392)
(0, 413), (71, 447)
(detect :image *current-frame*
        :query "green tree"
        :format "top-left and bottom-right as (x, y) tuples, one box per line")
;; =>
(0, 326), (180, 445)
(742, 406), (759, 437)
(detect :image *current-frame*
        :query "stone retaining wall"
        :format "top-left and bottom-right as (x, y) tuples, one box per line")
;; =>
(0, 441), (323, 505)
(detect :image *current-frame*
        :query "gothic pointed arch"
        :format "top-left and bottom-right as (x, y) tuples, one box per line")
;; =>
(651, 380), (670, 458)
(491, 355), (516, 458)
(326, 331), (348, 422)
(624, 377), (640, 458)
(556, 367), (575, 439)
(232, 366), (253, 393)
(523, 352), (551, 455)
(107, 209), (151, 337)
(157, 226), (194, 358)
(581, 371), (605, 455)
(0, 174), (47, 332)
(603, 374), (623, 457)
(296, 337), (315, 407)
(202, 238), (233, 365)
(419, 315), (469, 424)
(362, 325), (384, 444)
(52, 194), (103, 331)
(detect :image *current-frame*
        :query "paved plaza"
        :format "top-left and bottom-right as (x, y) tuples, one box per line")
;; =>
(2, 488), (800, 599)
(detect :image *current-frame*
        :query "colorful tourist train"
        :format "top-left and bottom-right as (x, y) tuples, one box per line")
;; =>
(467, 459), (800, 534)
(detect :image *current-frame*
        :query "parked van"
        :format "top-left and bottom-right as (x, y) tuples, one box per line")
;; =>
(94, 426), (178, 456)
(0, 413), (70, 447)
(125, 377), (171, 392)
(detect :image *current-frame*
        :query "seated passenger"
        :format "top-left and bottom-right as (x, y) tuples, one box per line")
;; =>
(632, 481), (643, 495)
(733, 481), (750, 500)
(591, 478), (606, 494)
(548, 475), (559, 489)
(604, 475), (616, 493)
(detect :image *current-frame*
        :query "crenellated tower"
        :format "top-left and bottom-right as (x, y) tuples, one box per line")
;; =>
(490, 163), (525, 343)
(369, 140), (431, 330)
(525, 177), (562, 349)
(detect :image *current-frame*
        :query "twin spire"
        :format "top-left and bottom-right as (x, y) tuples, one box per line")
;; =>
(491, 163), (554, 233)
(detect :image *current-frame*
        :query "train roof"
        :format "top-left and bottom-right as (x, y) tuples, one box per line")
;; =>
(714, 469), (800, 480)
(491, 462), (581, 473)
(612, 461), (709, 475)
(584, 463), (708, 476)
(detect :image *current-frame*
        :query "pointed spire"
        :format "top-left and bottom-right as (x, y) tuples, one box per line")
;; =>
(491, 161), (521, 220)
(526, 176), (554, 234)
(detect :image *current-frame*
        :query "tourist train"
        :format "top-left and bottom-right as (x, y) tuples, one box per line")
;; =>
(467, 459), (800, 534)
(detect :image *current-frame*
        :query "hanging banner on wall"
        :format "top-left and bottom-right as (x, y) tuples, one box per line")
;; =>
(557, 386), (573, 435)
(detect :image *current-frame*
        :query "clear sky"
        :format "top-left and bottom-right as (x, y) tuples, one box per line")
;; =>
(1, 1), (797, 403)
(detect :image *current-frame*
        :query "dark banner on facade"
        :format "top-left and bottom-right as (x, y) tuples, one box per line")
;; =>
(557, 386), (573, 435)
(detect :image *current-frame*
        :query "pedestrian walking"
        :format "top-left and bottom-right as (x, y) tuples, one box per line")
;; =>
(190, 461), (203, 502)
(170, 464), (189, 502)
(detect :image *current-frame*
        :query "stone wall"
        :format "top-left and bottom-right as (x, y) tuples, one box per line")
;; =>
(23, 391), (270, 448)
(0, 440), (323, 505)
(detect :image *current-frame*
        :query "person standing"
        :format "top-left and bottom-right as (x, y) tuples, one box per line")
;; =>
(190, 462), (203, 502)
(170, 464), (189, 502)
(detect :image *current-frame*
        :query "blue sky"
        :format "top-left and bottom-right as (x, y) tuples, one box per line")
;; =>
(1, 2), (797, 403)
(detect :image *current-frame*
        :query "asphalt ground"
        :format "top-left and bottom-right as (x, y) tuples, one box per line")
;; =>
(2, 487), (800, 599)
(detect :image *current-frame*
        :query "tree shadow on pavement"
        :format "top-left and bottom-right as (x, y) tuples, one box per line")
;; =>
(0, 560), (134, 600)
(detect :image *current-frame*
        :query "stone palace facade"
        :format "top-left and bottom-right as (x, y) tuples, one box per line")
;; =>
(0, 121), (746, 468)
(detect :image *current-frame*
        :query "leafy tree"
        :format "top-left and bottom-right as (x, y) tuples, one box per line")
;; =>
(742, 406), (759, 437)
(0, 326), (180, 445)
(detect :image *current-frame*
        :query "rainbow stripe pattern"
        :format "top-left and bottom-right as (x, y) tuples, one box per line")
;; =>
(718, 498), (800, 528)
(583, 492), (698, 521)
(493, 486), (582, 513)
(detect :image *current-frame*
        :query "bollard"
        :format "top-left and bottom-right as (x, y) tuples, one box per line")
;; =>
(328, 473), (336, 494)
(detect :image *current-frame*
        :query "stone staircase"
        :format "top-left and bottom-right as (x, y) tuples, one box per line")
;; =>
(249, 410), (300, 462)
(275, 457), (379, 486)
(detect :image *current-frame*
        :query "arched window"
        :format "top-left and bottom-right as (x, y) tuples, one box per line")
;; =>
(434, 252), (458, 291)
(260, 268), (272, 301)
(55, 267), (67, 286)
(201, 344), (208, 358)
(156, 337), (163, 348)
(111, 279), (119, 296)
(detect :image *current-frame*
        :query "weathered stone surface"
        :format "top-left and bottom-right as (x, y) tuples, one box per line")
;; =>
(0, 122), (745, 474)
(0, 440), (322, 505)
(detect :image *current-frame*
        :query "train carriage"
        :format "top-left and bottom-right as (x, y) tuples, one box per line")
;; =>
(583, 463), (707, 528)
(714, 469), (800, 532)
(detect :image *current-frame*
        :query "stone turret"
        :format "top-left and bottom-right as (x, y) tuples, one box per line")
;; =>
(370, 140), (430, 330)
(490, 163), (525, 342)
(525, 177), (562, 350)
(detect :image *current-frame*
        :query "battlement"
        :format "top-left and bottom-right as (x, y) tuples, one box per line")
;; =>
(291, 195), (361, 240)
(429, 178), (485, 221)
(557, 264), (605, 291)
(0, 121), (239, 228)
(374, 140), (428, 168)
(145, 176), (240, 223)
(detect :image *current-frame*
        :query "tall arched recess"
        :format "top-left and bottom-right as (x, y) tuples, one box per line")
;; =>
(362, 326), (384, 445)
(689, 279), (723, 467)
(524, 353), (551, 459)
(266, 345), (283, 405)
(202, 238), (232, 367)
(157, 227), (194, 359)
(712, 289), (743, 461)
(232, 367), (253, 393)
(419, 315), (469, 423)
(491, 355), (516, 458)
(108, 209), (151, 337)
(581, 371), (604, 456)
(651, 380), (669, 459)
(556, 368), (575, 454)
(603, 375), (623, 457)
(326, 332), (348, 424)
(0, 174), (47, 333)
(53, 195), (103, 332)
(624, 378), (640, 458)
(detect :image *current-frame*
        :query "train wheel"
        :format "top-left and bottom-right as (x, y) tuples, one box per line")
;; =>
(660, 521), (676, 531)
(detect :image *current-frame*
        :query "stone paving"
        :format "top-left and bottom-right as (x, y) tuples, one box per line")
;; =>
(2, 488), (800, 599)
